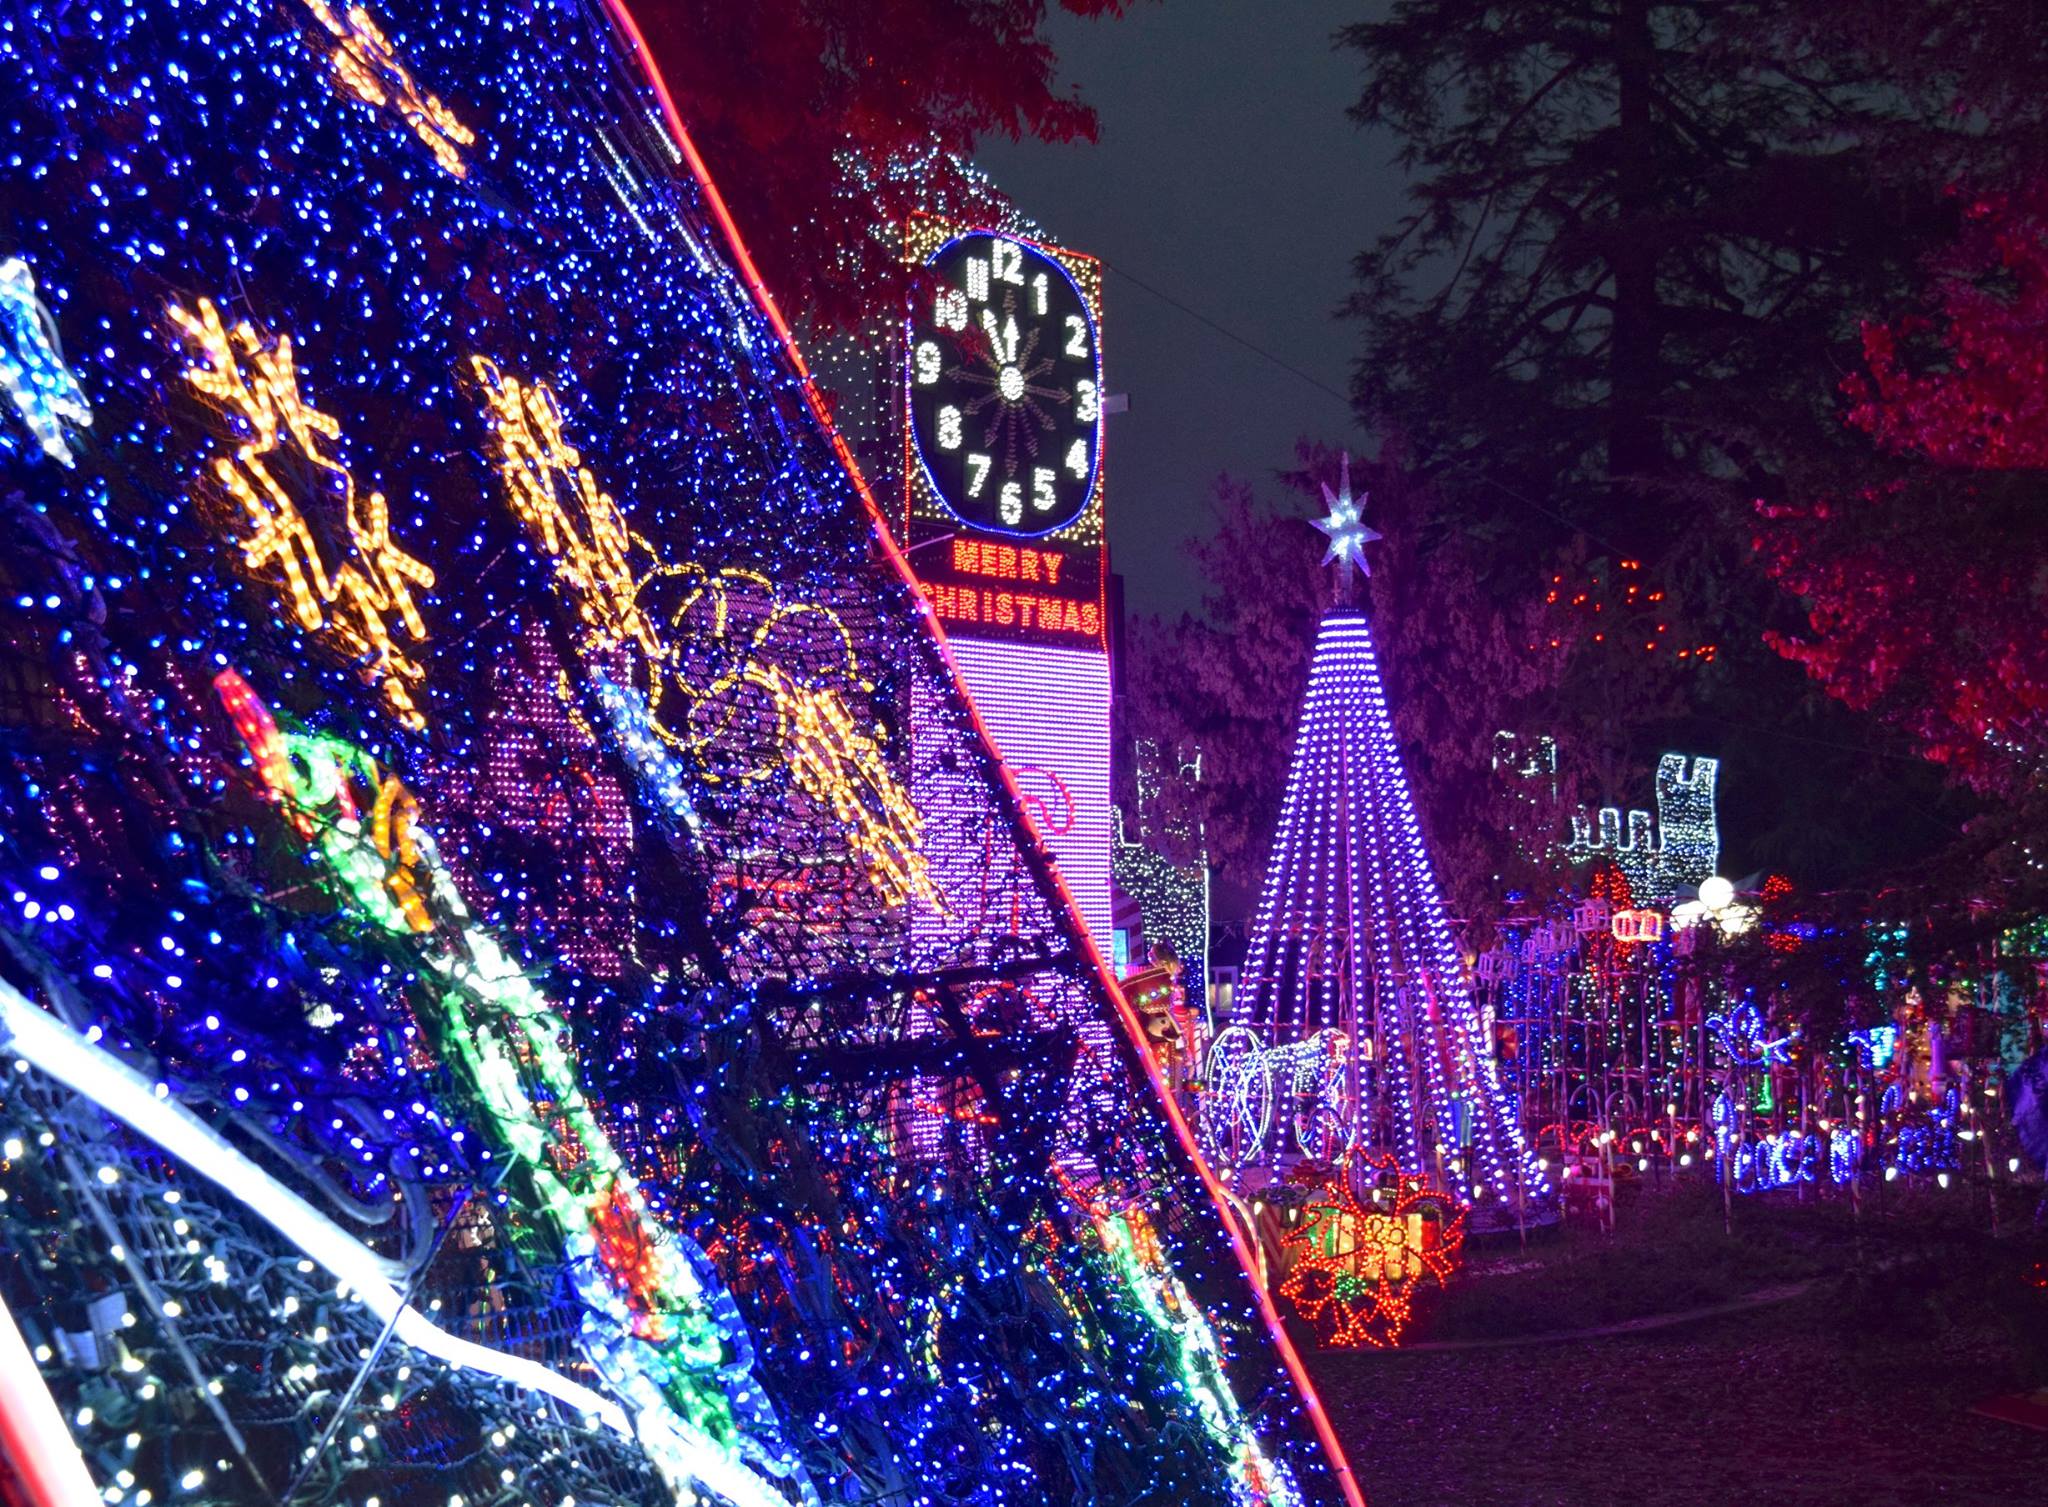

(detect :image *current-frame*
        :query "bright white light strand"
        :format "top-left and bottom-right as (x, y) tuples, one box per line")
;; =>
(0, 980), (634, 1437)
(0, 257), (92, 466)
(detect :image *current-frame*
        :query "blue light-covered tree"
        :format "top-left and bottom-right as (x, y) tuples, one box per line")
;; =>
(0, 0), (1361, 1502)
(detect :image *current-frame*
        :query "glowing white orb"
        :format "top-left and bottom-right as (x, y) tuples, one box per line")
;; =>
(1699, 875), (1735, 911)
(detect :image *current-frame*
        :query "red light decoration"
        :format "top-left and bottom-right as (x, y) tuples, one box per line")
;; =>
(589, 1183), (673, 1343)
(212, 667), (309, 837)
(920, 580), (1102, 639)
(1611, 907), (1665, 944)
(1277, 1171), (1467, 1349)
(1538, 559), (1715, 661)
(950, 538), (1070, 585)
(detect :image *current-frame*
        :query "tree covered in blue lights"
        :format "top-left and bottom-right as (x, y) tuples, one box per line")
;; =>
(0, 2), (1356, 1505)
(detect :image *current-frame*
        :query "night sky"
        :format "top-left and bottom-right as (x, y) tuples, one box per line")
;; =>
(977, 2), (1399, 621)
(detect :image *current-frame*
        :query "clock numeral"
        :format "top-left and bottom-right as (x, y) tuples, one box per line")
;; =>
(935, 288), (968, 332)
(992, 239), (1024, 286)
(1065, 438), (1090, 479)
(914, 341), (942, 386)
(998, 479), (1024, 526)
(1074, 378), (1099, 423)
(966, 257), (990, 303)
(1064, 314), (1090, 360)
(1031, 271), (1049, 317)
(1032, 467), (1057, 512)
(937, 405), (963, 451)
(966, 453), (992, 497)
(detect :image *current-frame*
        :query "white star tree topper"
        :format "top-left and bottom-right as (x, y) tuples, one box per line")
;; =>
(1310, 452), (1380, 584)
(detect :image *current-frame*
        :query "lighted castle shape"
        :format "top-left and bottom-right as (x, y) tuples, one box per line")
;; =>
(1564, 753), (1719, 905)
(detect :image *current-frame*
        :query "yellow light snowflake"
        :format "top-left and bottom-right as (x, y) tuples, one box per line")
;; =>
(171, 297), (435, 729)
(301, 0), (476, 177)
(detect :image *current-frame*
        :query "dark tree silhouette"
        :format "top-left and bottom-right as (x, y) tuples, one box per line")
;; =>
(633, 0), (1136, 330)
(1342, 0), (1953, 548)
(1337, 0), (2010, 887)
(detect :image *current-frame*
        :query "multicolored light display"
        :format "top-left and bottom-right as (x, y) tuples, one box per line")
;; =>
(1276, 1172), (1465, 1350)
(932, 637), (1114, 957)
(212, 668), (811, 1507)
(0, 1), (1358, 1503)
(1475, 885), (2039, 1211)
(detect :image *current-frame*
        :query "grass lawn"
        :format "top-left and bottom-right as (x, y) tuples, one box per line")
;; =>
(1303, 1179), (2048, 1506)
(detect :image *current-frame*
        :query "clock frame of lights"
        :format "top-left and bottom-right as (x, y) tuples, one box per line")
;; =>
(904, 220), (1104, 546)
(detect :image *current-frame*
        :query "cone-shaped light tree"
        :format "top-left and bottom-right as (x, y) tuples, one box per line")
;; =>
(1233, 458), (1545, 1209)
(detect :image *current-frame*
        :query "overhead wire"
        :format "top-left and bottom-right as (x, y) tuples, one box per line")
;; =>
(1097, 257), (1625, 553)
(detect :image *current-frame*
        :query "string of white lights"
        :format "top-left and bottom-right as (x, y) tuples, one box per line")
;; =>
(0, 982), (634, 1435)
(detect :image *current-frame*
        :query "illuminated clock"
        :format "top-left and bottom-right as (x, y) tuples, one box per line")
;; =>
(907, 231), (1101, 537)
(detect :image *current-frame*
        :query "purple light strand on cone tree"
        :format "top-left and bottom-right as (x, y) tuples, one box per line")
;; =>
(1230, 479), (1545, 1210)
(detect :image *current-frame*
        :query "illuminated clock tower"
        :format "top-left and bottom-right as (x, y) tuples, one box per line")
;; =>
(902, 217), (1113, 958)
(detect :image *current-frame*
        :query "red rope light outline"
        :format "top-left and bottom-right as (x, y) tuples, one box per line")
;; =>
(592, 7), (1366, 1502)
(1009, 762), (1078, 837)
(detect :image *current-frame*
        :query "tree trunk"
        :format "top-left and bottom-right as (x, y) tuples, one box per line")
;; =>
(1608, 0), (1663, 538)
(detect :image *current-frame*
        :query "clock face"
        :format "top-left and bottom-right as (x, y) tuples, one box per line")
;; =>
(907, 231), (1102, 537)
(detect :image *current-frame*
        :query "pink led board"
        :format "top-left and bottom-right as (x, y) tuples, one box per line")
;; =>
(917, 636), (1114, 960)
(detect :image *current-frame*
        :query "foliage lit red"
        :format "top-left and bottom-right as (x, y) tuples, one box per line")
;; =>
(635, 1), (1133, 330)
(1757, 184), (2048, 792)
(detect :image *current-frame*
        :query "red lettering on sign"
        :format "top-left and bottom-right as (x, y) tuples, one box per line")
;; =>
(924, 578), (1104, 641)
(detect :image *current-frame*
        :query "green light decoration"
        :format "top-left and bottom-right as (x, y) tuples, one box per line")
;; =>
(1094, 1208), (1302, 1507)
(214, 668), (815, 1507)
